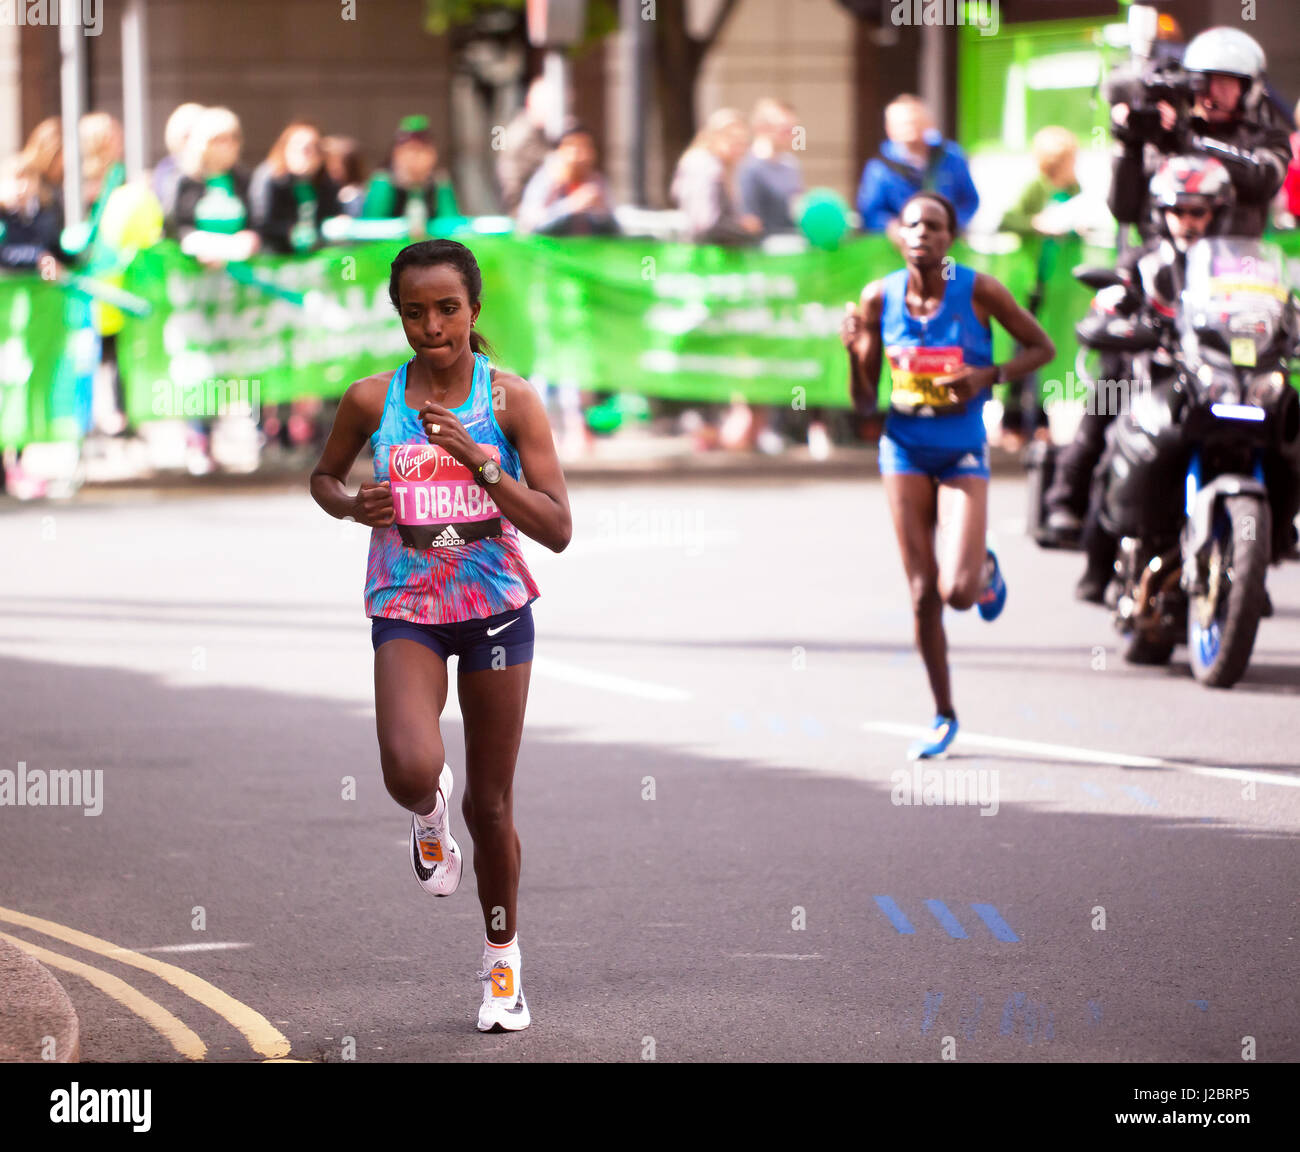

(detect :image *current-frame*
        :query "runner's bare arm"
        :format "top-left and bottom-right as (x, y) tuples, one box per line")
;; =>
(843, 280), (885, 418)
(309, 375), (394, 527)
(973, 272), (1056, 379)
(477, 373), (572, 553)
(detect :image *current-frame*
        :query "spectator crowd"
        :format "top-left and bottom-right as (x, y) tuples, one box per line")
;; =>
(4, 71), (1300, 489)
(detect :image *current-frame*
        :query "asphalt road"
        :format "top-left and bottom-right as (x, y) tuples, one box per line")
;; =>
(1, 473), (1297, 1063)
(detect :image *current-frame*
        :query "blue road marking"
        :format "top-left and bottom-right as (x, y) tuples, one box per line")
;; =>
(970, 903), (1020, 942)
(1121, 784), (1158, 808)
(1081, 781), (1106, 799)
(728, 712), (747, 732)
(1031, 777), (1053, 789)
(959, 993), (984, 1041)
(1190, 999), (1209, 1012)
(799, 714), (824, 739)
(1087, 999), (1103, 1027)
(921, 990), (943, 1034)
(765, 713), (786, 734)
(874, 894), (916, 934)
(1000, 992), (1025, 1036)
(924, 899), (969, 939)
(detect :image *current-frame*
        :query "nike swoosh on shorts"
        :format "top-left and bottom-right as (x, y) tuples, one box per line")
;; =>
(486, 618), (519, 637)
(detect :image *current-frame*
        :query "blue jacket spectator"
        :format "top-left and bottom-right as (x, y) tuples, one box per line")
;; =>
(856, 95), (979, 233)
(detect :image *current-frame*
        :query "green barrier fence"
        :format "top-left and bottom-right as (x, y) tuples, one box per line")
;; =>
(3, 229), (1300, 449)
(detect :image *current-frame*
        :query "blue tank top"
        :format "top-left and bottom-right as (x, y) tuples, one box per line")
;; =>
(880, 264), (993, 451)
(364, 353), (540, 624)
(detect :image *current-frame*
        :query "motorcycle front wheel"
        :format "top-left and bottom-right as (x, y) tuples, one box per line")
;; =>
(1188, 495), (1269, 688)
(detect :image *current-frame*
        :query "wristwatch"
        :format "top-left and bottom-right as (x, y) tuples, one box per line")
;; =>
(476, 459), (502, 485)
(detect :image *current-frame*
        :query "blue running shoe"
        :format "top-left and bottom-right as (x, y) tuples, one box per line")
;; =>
(977, 549), (1006, 622)
(908, 714), (959, 761)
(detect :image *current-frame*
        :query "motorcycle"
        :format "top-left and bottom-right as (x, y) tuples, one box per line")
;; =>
(1043, 238), (1300, 687)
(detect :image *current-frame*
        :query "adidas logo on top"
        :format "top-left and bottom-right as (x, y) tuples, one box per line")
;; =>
(430, 524), (467, 547)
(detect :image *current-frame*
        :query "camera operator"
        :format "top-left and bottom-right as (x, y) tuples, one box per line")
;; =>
(1108, 27), (1289, 241)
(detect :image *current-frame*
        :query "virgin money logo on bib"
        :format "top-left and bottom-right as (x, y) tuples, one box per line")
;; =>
(391, 444), (452, 483)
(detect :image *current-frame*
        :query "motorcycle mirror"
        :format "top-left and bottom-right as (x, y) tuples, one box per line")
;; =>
(1074, 265), (1125, 291)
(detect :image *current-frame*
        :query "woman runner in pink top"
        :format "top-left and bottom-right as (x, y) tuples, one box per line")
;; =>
(310, 239), (571, 1032)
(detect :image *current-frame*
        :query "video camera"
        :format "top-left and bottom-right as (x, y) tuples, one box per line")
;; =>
(1123, 58), (1194, 143)
(1107, 4), (1194, 144)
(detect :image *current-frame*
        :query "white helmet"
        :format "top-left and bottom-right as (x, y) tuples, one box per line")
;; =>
(1182, 27), (1265, 80)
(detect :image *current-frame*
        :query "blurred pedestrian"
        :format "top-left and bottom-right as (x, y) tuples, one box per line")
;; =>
(322, 135), (368, 217)
(856, 95), (979, 238)
(998, 127), (1081, 238)
(360, 116), (458, 235)
(0, 152), (64, 268)
(738, 98), (803, 235)
(517, 123), (618, 236)
(497, 76), (551, 217)
(167, 106), (259, 473)
(23, 118), (64, 214)
(167, 106), (259, 261)
(995, 125), (1082, 448)
(671, 108), (762, 245)
(153, 103), (205, 220)
(250, 121), (343, 255)
(75, 112), (126, 250)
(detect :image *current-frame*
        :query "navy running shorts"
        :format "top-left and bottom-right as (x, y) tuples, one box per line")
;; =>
(371, 603), (535, 671)
(879, 433), (991, 482)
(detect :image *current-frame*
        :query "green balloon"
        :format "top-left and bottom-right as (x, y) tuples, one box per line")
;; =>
(798, 188), (850, 251)
(585, 401), (622, 434)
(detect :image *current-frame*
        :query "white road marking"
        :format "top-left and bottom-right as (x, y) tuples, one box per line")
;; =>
(727, 953), (824, 960)
(862, 721), (1300, 788)
(531, 657), (690, 701)
(113, 942), (254, 955)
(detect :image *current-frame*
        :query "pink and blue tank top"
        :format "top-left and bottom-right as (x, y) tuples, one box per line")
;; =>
(881, 263), (993, 451)
(364, 354), (540, 624)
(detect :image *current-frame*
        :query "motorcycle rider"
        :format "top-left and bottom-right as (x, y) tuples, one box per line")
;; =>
(1046, 155), (1233, 602)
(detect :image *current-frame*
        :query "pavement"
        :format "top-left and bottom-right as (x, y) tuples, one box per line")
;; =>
(2, 472), (1297, 1064)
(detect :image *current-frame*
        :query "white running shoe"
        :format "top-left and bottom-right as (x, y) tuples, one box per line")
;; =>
(410, 763), (462, 897)
(476, 949), (530, 1032)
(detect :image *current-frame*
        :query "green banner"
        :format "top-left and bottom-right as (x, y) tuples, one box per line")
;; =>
(5, 227), (1300, 449)
(113, 232), (1104, 419)
(0, 274), (82, 449)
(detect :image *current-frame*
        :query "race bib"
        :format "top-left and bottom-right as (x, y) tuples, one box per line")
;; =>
(887, 345), (965, 411)
(388, 443), (502, 550)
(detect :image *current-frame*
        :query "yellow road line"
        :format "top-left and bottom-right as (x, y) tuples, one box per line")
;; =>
(2, 931), (206, 1061)
(0, 907), (291, 1059)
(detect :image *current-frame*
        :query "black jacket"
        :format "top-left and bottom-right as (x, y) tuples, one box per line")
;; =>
(0, 200), (65, 269)
(248, 165), (342, 254)
(166, 170), (253, 240)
